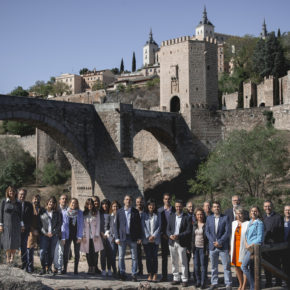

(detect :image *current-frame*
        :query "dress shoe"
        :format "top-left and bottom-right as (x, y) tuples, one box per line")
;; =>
(182, 282), (188, 287)
(160, 276), (168, 282)
(132, 275), (138, 282)
(171, 281), (180, 285)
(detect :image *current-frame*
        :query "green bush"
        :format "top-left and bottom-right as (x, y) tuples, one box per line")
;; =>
(40, 162), (70, 186)
(0, 137), (35, 197)
(3, 120), (35, 136)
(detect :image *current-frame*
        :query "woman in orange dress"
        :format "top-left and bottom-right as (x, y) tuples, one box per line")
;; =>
(230, 206), (249, 290)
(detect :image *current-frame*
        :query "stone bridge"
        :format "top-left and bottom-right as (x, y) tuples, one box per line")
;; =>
(0, 95), (206, 204)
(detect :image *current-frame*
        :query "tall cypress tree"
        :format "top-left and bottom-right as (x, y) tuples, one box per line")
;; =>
(252, 38), (266, 78)
(132, 52), (136, 72)
(120, 58), (124, 73)
(277, 28), (281, 38)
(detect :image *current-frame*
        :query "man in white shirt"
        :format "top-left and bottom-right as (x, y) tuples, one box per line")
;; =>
(167, 200), (192, 287)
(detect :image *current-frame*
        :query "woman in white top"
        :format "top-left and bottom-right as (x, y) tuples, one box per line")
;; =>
(230, 206), (249, 290)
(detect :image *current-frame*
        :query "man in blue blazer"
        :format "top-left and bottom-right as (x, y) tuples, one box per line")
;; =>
(115, 195), (142, 282)
(205, 200), (232, 290)
(167, 199), (192, 287)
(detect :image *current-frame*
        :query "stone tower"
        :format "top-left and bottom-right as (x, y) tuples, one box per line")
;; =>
(195, 6), (215, 40)
(159, 36), (218, 128)
(260, 18), (268, 39)
(143, 29), (159, 67)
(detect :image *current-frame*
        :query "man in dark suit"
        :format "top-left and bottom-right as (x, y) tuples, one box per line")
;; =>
(18, 188), (33, 270)
(115, 195), (142, 282)
(135, 196), (144, 276)
(224, 195), (249, 223)
(157, 193), (175, 282)
(205, 200), (232, 290)
(167, 199), (192, 287)
(263, 200), (284, 288)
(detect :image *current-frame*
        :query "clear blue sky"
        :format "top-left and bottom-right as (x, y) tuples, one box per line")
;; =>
(0, 0), (289, 94)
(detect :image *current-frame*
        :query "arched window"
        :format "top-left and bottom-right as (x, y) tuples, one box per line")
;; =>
(170, 96), (180, 112)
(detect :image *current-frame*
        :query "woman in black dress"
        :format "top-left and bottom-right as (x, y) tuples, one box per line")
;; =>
(0, 186), (23, 264)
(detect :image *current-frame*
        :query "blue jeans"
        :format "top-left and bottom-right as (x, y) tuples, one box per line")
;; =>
(143, 243), (158, 275)
(194, 248), (206, 285)
(40, 235), (59, 269)
(241, 250), (254, 290)
(109, 239), (118, 273)
(118, 235), (138, 276)
(20, 230), (29, 267)
(209, 248), (232, 286)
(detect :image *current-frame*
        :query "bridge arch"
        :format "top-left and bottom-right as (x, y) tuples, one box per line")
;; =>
(0, 110), (88, 172)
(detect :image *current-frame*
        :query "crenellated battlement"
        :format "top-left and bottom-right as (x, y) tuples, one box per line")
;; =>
(161, 35), (217, 47)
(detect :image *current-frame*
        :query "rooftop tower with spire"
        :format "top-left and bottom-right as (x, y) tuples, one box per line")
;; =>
(143, 28), (159, 67)
(195, 6), (215, 40)
(260, 18), (268, 39)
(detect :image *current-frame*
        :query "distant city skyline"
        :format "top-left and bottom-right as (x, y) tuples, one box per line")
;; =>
(0, 0), (289, 94)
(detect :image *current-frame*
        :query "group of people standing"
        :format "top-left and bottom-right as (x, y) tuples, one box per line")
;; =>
(0, 186), (289, 290)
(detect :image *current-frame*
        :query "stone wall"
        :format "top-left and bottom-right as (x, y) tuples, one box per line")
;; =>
(257, 76), (274, 107)
(36, 129), (70, 172)
(279, 74), (289, 104)
(243, 81), (257, 108)
(222, 92), (238, 110)
(133, 130), (158, 161)
(221, 107), (267, 138)
(0, 134), (37, 158)
(271, 104), (290, 131)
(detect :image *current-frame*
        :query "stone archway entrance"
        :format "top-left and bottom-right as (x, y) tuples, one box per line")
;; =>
(170, 96), (180, 112)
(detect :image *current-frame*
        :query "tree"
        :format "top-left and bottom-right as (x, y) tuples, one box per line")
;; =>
(188, 127), (289, 198)
(120, 58), (124, 73)
(92, 80), (104, 91)
(252, 38), (266, 80)
(132, 52), (136, 72)
(39, 162), (70, 186)
(10, 86), (29, 97)
(111, 67), (120, 75)
(29, 80), (54, 98)
(3, 121), (35, 136)
(79, 68), (90, 75)
(277, 28), (281, 38)
(253, 32), (287, 79)
(0, 137), (35, 196)
(52, 81), (71, 96)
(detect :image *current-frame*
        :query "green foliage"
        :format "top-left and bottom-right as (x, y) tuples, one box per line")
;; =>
(92, 80), (104, 91)
(125, 84), (134, 93)
(188, 127), (289, 198)
(79, 68), (90, 75)
(0, 137), (35, 197)
(111, 67), (120, 75)
(132, 52), (136, 72)
(29, 78), (71, 98)
(263, 111), (275, 128)
(120, 58), (124, 73)
(52, 81), (72, 96)
(253, 32), (287, 79)
(116, 84), (125, 92)
(39, 162), (70, 186)
(2, 121), (35, 136)
(10, 86), (29, 97)
(146, 77), (160, 89)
